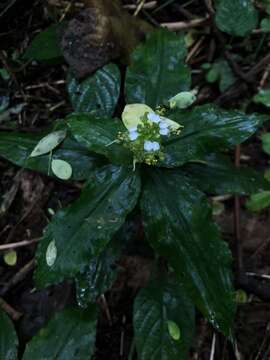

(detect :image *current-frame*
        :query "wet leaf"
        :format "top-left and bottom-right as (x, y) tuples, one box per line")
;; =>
(51, 159), (72, 180)
(182, 153), (270, 195)
(161, 105), (264, 167)
(23, 307), (97, 360)
(134, 274), (194, 359)
(30, 130), (67, 157)
(215, 0), (258, 37)
(0, 310), (18, 360)
(34, 164), (141, 287)
(67, 113), (132, 165)
(67, 63), (121, 116)
(0, 131), (102, 180)
(125, 29), (190, 108)
(141, 169), (235, 336)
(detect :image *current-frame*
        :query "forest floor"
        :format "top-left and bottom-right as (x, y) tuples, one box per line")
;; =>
(1, 0), (270, 359)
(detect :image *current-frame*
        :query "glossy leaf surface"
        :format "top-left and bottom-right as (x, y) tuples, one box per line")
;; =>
(35, 164), (141, 287)
(182, 154), (270, 195)
(162, 105), (263, 167)
(23, 306), (96, 360)
(141, 169), (235, 336)
(215, 0), (258, 37)
(125, 30), (190, 108)
(67, 64), (121, 116)
(68, 113), (132, 165)
(134, 275), (195, 360)
(0, 131), (101, 180)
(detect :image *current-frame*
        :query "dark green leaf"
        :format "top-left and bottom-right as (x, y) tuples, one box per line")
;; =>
(262, 133), (270, 154)
(246, 191), (270, 211)
(0, 310), (18, 360)
(215, 0), (258, 37)
(134, 274), (195, 360)
(35, 164), (141, 287)
(141, 169), (235, 336)
(23, 306), (96, 360)
(67, 113), (132, 165)
(67, 64), (121, 116)
(0, 131), (102, 180)
(161, 105), (263, 167)
(254, 90), (270, 108)
(125, 29), (190, 108)
(24, 24), (62, 61)
(182, 153), (270, 195)
(76, 236), (122, 306)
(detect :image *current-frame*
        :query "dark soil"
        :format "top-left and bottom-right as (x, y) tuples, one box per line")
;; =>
(1, 1), (270, 359)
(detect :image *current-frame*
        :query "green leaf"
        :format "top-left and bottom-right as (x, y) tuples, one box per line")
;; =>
(76, 236), (122, 307)
(215, 0), (258, 37)
(51, 159), (72, 180)
(262, 133), (270, 154)
(23, 306), (97, 360)
(125, 29), (190, 108)
(260, 18), (270, 32)
(24, 24), (62, 61)
(34, 164), (141, 287)
(141, 169), (235, 336)
(0, 310), (18, 360)
(161, 105), (263, 167)
(254, 90), (270, 108)
(30, 130), (67, 157)
(206, 60), (236, 92)
(0, 131), (102, 180)
(67, 113), (132, 165)
(246, 191), (270, 211)
(133, 274), (195, 359)
(67, 64), (121, 117)
(182, 153), (270, 195)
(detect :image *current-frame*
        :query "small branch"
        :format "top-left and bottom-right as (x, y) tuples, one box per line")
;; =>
(209, 333), (216, 360)
(234, 145), (243, 276)
(0, 238), (41, 251)
(161, 16), (210, 31)
(0, 259), (36, 297)
(123, 1), (157, 10)
(0, 297), (22, 321)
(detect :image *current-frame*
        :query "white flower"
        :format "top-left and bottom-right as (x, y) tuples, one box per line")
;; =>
(144, 140), (160, 152)
(159, 128), (169, 136)
(129, 130), (139, 141)
(159, 121), (169, 130)
(144, 140), (153, 152)
(147, 113), (161, 124)
(151, 141), (160, 151)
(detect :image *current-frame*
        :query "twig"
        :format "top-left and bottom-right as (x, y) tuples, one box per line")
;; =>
(186, 36), (205, 64)
(0, 297), (22, 321)
(134, 0), (146, 16)
(234, 145), (243, 275)
(0, 259), (36, 297)
(0, 238), (41, 251)
(124, 1), (157, 10)
(210, 333), (216, 360)
(161, 16), (210, 31)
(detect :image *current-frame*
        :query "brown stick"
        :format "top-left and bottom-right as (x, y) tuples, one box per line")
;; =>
(0, 259), (36, 297)
(0, 297), (22, 321)
(0, 238), (41, 251)
(234, 145), (243, 275)
(161, 16), (210, 31)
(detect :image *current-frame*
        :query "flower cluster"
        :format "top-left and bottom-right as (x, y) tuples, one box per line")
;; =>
(119, 104), (183, 167)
